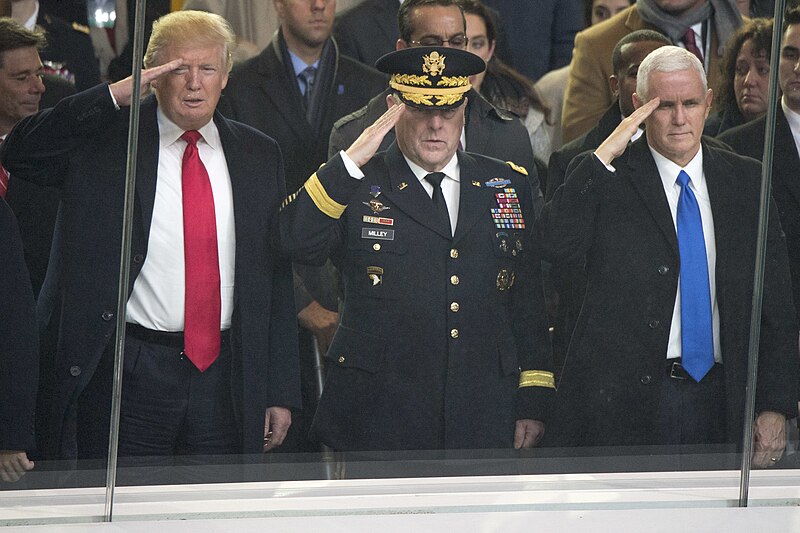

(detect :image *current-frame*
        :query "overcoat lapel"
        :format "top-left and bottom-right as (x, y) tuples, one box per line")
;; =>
(256, 39), (314, 143)
(381, 143), (452, 239)
(775, 108), (800, 209)
(626, 139), (679, 254)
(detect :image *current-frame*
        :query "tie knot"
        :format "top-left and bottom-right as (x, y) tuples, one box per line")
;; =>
(681, 28), (697, 47)
(181, 130), (202, 146)
(677, 170), (691, 189)
(425, 172), (446, 188)
(299, 66), (316, 87)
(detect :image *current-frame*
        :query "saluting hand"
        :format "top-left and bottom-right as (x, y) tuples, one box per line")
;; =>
(595, 96), (660, 166)
(109, 58), (185, 107)
(345, 95), (405, 168)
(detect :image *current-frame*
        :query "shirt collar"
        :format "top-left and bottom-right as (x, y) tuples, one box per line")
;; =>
(403, 152), (460, 185)
(649, 142), (704, 191)
(288, 49), (320, 77)
(156, 106), (222, 151)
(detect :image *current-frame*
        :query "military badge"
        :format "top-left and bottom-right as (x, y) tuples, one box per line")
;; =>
(363, 215), (394, 226)
(361, 228), (395, 240)
(472, 180), (481, 187)
(506, 161), (528, 176)
(485, 177), (511, 188)
(496, 231), (509, 253)
(367, 266), (384, 286)
(496, 269), (516, 291)
(370, 185), (382, 198)
(423, 50), (446, 76)
(398, 182), (409, 190)
(363, 199), (391, 214)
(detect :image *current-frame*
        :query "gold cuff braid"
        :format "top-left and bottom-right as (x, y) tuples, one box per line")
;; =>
(519, 370), (555, 389)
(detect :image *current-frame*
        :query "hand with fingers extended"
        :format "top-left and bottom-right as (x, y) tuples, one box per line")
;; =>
(109, 58), (185, 107)
(0, 451), (34, 483)
(595, 97), (660, 166)
(345, 96), (405, 168)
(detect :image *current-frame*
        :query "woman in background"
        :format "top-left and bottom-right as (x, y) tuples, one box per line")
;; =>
(705, 18), (773, 136)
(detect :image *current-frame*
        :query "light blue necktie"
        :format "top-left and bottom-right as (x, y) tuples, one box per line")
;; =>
(676, 170), (714, 382)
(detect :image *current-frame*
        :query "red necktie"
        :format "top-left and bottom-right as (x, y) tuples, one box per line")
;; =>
(0, 138), (9, 199)
(180, 130), (220, 372)
(681, 29), (704, 64)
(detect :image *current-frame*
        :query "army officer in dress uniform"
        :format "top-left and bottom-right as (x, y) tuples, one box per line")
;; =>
(279, 46), (554, 452)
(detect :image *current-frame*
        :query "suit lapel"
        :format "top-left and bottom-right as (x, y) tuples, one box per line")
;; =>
(380, 143), (452, 239)
(453, 152), (495, 243)
(625, 139), (679, 254)
(135, 96), (160, 241)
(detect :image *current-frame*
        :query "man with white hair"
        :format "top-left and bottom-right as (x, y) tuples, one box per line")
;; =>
(541, 45), (798, 467)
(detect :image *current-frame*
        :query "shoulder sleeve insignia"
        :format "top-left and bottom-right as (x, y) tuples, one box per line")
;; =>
(506, 161), (528, 176)
(72, 22), (91, 35)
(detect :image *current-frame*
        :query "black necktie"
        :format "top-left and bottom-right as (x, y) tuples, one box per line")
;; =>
(424, 172), (452, 236)
(298, 66), (316, 120)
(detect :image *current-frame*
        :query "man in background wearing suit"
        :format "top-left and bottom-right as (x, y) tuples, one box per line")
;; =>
(541, 46), (797, 466)
(220, 0), (386, 452)
(1, 10), (300, 462)
(562, 0), (743, 143)
(329, 0), (539, 212)
(719, 6), (800, 326)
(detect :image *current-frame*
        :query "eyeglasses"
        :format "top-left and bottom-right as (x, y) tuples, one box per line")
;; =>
(408, 34), (469, 48)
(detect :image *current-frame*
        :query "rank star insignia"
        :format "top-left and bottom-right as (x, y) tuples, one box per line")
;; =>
(363, 199), (391, 214)
(367, 265), (384, 286)
(423, 50), (446, 76)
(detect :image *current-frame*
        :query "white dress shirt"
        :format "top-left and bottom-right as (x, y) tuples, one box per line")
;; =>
(126, 109), (236, 331)
(650, 147), (721, 363)
(340, 150), (461, 236)
(782, 97), (800, 157)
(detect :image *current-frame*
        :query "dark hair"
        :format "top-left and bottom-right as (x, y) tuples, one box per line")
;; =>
(784, 6), (800, 30)
(716, 17), (773, 114)
(611, 29), (671, 77)
(458, 0), (549, 121)
(582, 0), (635, 28)
(0, 17), (46, 69)
(398, 0), (465, 44)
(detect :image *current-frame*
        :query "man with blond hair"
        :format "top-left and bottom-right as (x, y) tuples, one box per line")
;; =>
(1, 10), (300, 462)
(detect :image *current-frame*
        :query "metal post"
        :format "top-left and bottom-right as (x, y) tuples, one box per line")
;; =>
(739, 0), (787, 507)
(104, 0), (148, 521)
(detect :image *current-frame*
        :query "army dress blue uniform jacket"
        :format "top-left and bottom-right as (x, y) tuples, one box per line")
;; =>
(280, 143), (554, 451)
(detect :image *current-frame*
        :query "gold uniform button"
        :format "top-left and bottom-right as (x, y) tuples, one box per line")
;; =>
(338, 356), (346, 364)
(373, 243), (381, 251)
(450, 275), (460, 285)
(450, 329), (459, 339)
(450, 248), (459, 259)
(450, 302), (460, 312)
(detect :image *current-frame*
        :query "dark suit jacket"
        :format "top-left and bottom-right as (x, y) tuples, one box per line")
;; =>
(1, 85), (300, 459)
(546, 103), (622, 202)
(0, 199), (39, 452)
(279, 146), (554, 451)
(220, 34), (387, 195)
(483, 0), (582, 81)
(540, 139), (798, 447)
(329, 88), (542, 214)
(718, 108), (800, 323)
(333, 0), (398, 68)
